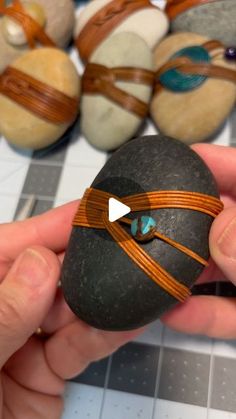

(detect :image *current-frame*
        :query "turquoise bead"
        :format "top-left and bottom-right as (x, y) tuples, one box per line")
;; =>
(131, 216), (156, 242)
(159, 45), (210, 92)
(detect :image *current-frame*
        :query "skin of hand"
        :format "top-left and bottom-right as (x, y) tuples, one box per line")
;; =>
(0, 143), (235, 418)
(162, 143), (236, 339)
(0, 204), (144, 419)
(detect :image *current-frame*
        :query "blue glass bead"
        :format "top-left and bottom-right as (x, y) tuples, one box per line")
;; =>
(225, 47), (236, 61)
(160, 45), (210, 93)
(131, 216), (156, 242)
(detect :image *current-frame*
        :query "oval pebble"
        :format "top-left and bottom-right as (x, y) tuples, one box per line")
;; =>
(61, 134), (220, 331)
(150, 32), (236, 144)
(0, 0), (75, 72)
(75, 0), (169, 60)
(167, 0), (236, 46)
(0, 47), (80, 150)
(81, 32), (154, 151)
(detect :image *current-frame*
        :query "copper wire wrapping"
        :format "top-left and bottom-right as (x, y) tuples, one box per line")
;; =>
(82, 63), (155, 118)
(0, 0), (55, 48)
(76, 0), (156, 62)
(73, 188), (224, 302)
(0, 66), (79, 124)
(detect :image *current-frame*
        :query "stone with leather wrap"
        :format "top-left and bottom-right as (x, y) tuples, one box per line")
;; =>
(61, 135), (222, 331)
(151, 32), (236, 144)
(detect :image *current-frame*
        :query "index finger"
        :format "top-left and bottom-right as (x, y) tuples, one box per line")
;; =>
(0, 200), (79, 264)
(191, 143), (236, 198)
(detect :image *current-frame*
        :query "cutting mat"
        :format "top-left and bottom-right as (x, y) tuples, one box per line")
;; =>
(0, 1), (236, 418)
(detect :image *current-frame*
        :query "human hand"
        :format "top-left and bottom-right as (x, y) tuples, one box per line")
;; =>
(0, 205), (143, 419)
(162, 143), (236, 339)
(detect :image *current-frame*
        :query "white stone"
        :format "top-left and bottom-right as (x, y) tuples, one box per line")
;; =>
(75, 0), (169, 56)
(81, 32), (154, 150)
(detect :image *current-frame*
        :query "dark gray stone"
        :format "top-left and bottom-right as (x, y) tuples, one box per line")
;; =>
(61, 135), (219, 331)
(171, 0), (236, 46)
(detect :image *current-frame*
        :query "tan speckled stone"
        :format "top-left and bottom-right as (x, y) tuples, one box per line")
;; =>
(75, 0), (169, 59)
(0, 48), (80, 150)
(0, 0), (75, 72)
(150, 32), (236, 144)
(81, 32), (154, 151)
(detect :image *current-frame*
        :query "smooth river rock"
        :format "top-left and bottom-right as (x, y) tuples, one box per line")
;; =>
(150, 32), (236, 144)
(75, 0), (169, 60)
(0, 48), (80, 150)
(81, 32), (154, 151)
(61, 134), (220, 331)
(168, 0), (236, 46)
(0, 0), (75, 72)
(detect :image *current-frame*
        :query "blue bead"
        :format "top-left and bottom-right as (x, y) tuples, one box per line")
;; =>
(160, 46), (210, 93)
(131, 216), (156, 242)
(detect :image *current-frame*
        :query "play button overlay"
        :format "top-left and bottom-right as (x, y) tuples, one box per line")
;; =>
(84, 176), (151, 242)
(108, 198), (131, 222)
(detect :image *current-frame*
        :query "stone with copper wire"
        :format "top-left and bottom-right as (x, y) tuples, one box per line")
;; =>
(0, 47), (80, 149)
(74, 0), (169, 62)
(61, 134), (222, 331)
(81, 32), (155, 151)
(150, 32), (236, 144)
(0, 0), (75, 72)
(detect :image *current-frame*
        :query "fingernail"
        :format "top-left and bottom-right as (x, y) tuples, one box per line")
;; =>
(13, 249), (50, 287)
(217, 216), (236, 259)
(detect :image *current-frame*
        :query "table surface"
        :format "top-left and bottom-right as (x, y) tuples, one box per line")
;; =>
(1, 1), (236, 419)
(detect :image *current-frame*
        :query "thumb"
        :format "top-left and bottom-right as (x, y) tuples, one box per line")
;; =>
(0, 246), (60, 368)
(210, 207), (236, 284)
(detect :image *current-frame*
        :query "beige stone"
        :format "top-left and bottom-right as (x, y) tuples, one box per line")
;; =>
(151, 32), (236, 144)
(81, 32), (154, 151)
(2, 2), (46, 46)
(0, 0), (75, 72)
(0, 48), (80, 150)
(75, 0), (169, 57)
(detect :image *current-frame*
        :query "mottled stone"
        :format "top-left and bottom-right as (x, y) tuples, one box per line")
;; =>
(75, 0), (169, 58)
(0, 0), (75, 72)
(61, 134), (220, 331)
(81, 32), (154, 151)
(170, 0), (236, 46)
(0, 48), (80, 149)
(151, 32), (236, 144)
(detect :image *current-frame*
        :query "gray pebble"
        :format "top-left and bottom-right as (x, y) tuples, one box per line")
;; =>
(61, 135), (220, 331)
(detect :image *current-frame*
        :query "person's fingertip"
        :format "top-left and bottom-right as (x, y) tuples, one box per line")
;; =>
(210, 208), (236, 284)
(10, 248), (51, 287)
(215, 216), (236, 259)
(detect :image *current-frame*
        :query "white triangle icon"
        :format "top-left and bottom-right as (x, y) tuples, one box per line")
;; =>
(108, 198), (131, 222)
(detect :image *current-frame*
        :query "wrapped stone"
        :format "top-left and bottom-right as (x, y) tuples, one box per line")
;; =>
(61, 134), (223, 331)
(0, 47), (80, 150)
(150, 32), (236, 144)
(166, 0), (236, 46)
(81, 32), (154, 151)
(75, 0), (169, 62)
(0, 0), (75, 72)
